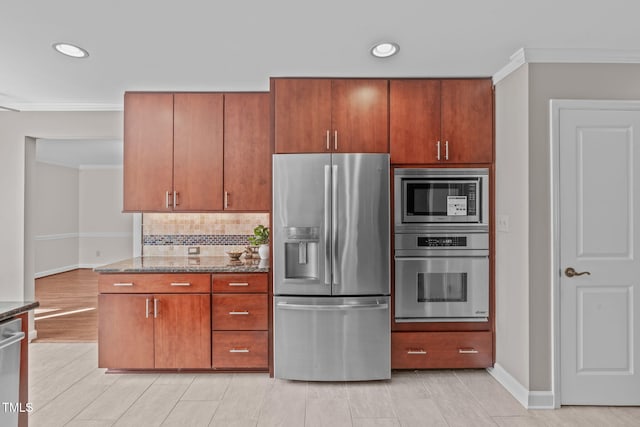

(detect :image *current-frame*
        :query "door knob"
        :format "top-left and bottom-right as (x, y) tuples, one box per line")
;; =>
(565, 267), (591, 278)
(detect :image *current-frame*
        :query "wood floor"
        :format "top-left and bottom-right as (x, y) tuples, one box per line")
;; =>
(28, 343), (640, 427)
(34, 269), (98, 342)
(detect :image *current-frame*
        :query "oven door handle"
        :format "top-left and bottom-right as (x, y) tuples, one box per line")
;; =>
(394, 255), (489, 260)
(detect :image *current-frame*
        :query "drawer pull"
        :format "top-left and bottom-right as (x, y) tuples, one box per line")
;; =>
(170, 282), (191, 287)
(229, 311), (249, 315)
(407, 349), (427, 355)
(458, 348), (479, 354)
(228, 282), (249, 287)
(229, 348), (250, 353)
(113, 283), (134, 287)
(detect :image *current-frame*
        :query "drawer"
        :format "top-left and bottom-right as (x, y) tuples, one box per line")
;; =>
(99, 273), (211, 294)
(212, 273), (268, 293)
(392, 331), (492, 369)
(212, 294), (268, 330)
(212, 331), (268, 369)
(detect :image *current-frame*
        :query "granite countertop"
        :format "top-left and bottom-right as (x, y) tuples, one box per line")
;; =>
(94, 256), (269, 274)
(0, 301), (39, 323)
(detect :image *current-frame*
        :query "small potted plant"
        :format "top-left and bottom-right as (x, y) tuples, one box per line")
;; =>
(248, 225), (270, 259)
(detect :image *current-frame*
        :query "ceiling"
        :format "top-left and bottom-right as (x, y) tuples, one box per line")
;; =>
(3, 1), (640, 111)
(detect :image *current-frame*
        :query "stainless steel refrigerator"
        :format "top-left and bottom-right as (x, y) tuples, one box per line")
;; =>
(273, 153), (390, 381)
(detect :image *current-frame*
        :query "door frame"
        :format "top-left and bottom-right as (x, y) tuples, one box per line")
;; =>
(550, 99), (640, 407)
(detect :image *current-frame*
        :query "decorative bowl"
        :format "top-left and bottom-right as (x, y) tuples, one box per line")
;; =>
(226, 251), (243, 261)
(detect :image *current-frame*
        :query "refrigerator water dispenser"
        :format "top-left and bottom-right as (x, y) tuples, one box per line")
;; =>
(284, 227), (319, 280)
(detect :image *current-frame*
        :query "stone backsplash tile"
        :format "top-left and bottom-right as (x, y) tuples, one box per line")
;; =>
(142, 212), (269, 257)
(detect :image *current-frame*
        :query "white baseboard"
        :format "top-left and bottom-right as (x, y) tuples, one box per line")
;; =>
(29, 329), (38, 342)
(35, 263), (112, 278)
(487, 363), (555, 409)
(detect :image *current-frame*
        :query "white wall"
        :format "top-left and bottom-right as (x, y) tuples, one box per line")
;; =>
(79, 166), (132, 267)
(0, 111), (122, 301)
(33, 164), (132, 277)
(494, 63), (640, 403)
(494, 65), (530, 389)
(34, 162), (80, 276)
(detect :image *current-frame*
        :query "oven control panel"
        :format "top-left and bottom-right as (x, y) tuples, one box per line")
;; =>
(417, 236), (467, 247)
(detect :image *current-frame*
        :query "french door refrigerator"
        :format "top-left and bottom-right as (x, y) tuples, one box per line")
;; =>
(273, 153), (390, 381)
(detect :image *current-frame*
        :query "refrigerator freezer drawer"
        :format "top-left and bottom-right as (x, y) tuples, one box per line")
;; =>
(274, 296), (390, 381)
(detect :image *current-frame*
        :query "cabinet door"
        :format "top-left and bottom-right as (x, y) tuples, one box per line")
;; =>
(224, 93), (271, 211)
(98, 294), (154, 369)
(154, 294), (211, 369)
(173, 93), (224, 211)
(441, 79), (493, 163)
(123, 92), (174, 211)
(390, 80), (441, 163)
(274, 79), (332, 153)
(331, 79), (389, 153)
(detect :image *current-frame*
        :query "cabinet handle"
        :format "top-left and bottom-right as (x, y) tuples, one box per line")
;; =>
(458, 348), (479, 354)
(153, 298), (158, 318)
(326, 130), (330, 151)
(229, 348), (250, 353)
(113, 282), (134, 287)
(334, 130), (338, 151)
(165, 191), (170, 209)
(436, 141), (441, 161)
(407, 349), (427, 355)
(170, 282), (191, 287)
(173, 191), (178, 208)
(445, 141), (449, 160)
(229, 311), (249, 315)
(224, 191), (229, 209)
(145, 298), (150, 319)
(228, 282), (249, 287)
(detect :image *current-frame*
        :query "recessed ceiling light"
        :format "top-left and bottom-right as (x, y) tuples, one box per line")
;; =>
(371, 42), (399, 58)
(52, 42), (89, 59)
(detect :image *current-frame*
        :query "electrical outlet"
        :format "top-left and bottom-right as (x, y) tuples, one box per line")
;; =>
(497, 215), (510, 233)
(188, 246), (200, 255)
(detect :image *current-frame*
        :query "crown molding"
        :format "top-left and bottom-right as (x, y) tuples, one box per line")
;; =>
(493, 48), (640, 85)
(0, 103), (122, 112)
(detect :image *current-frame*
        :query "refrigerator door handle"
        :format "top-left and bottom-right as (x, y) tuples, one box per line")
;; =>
(331, 164), (339, 286)
(276, 302), (389, 311)
(324, 165), (331, 286)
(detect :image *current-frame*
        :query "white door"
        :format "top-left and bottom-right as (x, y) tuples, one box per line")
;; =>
(559, 105), (640, 405)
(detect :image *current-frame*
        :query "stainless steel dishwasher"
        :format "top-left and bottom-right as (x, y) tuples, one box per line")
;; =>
(0, 318), (25, 427)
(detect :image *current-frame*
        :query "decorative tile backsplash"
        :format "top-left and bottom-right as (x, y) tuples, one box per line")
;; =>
(142, 213), (270, 257)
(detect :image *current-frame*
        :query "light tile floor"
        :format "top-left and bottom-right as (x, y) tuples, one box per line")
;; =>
(28, 343), (640, 426)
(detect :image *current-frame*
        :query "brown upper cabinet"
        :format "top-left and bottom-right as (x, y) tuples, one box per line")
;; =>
(123, 92), (270, 212)
(390, 79), (493, 164)
(223, 93), (271, 211)
(273, 78), (389, 153)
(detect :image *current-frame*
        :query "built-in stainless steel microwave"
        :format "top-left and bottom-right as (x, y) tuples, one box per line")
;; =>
(394, 168), (489, 232)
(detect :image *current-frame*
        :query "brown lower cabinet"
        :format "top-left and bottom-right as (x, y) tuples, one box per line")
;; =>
(391, 331), (492, 369)
(98, 272), (270, 371)
(98, 293), (211, 369)
(211, 273), (269, 370)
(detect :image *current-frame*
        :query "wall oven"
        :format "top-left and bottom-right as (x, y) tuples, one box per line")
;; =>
(394, 233), (489, 322)
(394, 168), (489, 232)
(394, 167), (490, 322)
